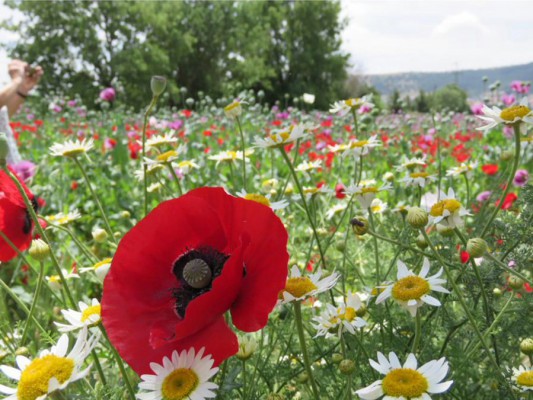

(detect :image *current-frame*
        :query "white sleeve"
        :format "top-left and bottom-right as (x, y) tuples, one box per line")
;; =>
(0, 106), (22, 164)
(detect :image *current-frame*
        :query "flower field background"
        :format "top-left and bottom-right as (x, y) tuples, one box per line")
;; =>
(0, 80), (532, 400)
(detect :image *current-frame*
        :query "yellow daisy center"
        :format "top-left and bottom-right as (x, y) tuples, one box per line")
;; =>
(361, 187), (378, 194)
(283, 277), (318, 299)
(410, 172), (429, 178)
(269, 132), (290, 143)
(517, 371), (533, 387)
(157, 151), (178, 163)
(224, 102), (240, 112)
(303, 187), (319, 195)
(521, 137), (533, 143)
(244, 194), (271, 207)
(81, 305), (101, 323)
(62, 148), (85, 157)
(340, 307), (356, 322)
(430, 199), (461, 217)
(349, 140), (368, 148)
(344, 98), (362, 108)
(49, 275), (60, 283)
(161, 368), (199, 400)
(500, 105), (531, 122)
(382, 368), (429, 398)
(94, 258), (112, 270)
(18, 355), (75, 400)
(392, 276), (430, 301)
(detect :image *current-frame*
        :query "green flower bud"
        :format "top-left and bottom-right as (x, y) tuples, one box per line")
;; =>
(92, 228), (108, 243)
(351, 217), (369, 236)
(29, 239), (50, 261)
(266, 395), (284, 400)
(0, 350), (8, 362)
(416, 234), (428, 249)
(150, 76), (167, 97)
(466, 238), (488, 258)
(520, 338), (533, 355)
(493, 288), (502, 297)
(331, 353), (344, 364)
(0, 132), (9, 167)
(509, 275), (524, 290)
(501, 149), (514, 161)
(339, 359), (356, 375)
(296, 372), (308, 383)
(406, 207), (428, 229)
(335, 241), (346, 252)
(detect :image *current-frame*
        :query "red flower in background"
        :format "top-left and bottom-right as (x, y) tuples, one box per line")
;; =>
(102, 187), (289, 375)
(0, 168), (40, 262)
(496, 193), (518, 210)
(482, 164), (499, 175)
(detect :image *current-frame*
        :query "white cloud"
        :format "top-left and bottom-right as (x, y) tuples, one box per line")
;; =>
(432, 11), (490, 36)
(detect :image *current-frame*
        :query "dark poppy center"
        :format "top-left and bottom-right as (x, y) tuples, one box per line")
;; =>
(172, 247), (229, 318)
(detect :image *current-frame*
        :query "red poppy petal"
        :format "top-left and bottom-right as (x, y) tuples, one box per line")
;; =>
(0, 199), (31, 262)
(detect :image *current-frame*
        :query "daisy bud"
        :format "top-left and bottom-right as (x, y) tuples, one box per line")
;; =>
(436, 224), (454, 237)
(332, 353), (344, 363)
(351, 216), (369, 236)
(416, 234), (428, 249)
(224, 100), (242, 118)
(509, 275), (524, 290)
(493, 288), (502, 297)
(520, 338), (533, 355)
(335, 242), (346, 252)
(339, 359), (356, 375)
(92, 228), (108, 243)
(297, 372), (308, 383)
(0, 350), (7, 362)
(501, 149), (514, 161)
(383, 172), (395, 182)
(0, 132), (9, 167)
(266, 395), (284, 400)
(466, 238), (488, 257)
(406, 207), (428, 228)
(15, 347), (29, 356)
(29, 239), (50, 261)
(120, 210), (131, 219)
(150, 75), (167, 97)
(236, 336), (258, 361)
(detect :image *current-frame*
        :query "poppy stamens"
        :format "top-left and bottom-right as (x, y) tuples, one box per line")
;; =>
(183, 259), (212, 289)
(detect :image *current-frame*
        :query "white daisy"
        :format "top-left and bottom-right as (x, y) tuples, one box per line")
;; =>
(0, 327), (97, 400)
(355, 352), (453, 400)
(136, 347), (218, 400)
(302, 93), (315, 105)
(80, 258), (112, 283)
(376, 258), (449, 317)
(46, 271), (79, 292)
(134, 164), (165, 181)
(145, 133), (178, 150)
(45, 211), (81, 226)
(278, 265), (339, 304)
(370, 198), (388, 214)
(340, 135), (381, 158)
(254, 124), (309, 148)
(295, 160), (322, 173)
(329, 95), (374, 117)
(236, 190), (289, 211)
(236, 336), (259, 361)
(325, 203), (347, 220)
(446, 161), (478, 178)
(395, 155), (427, 172)
(224, 100), (243, 118)
(144, 148), (185, 166)
(423, 188), (470, 228)
(49, 138), (94, 158)
(476, 97), (533, 133)
(511, 365), (533, 392)
(314, 292), (367, 337)
(55, 299), (102, 332)
(400, 171), (437, 188)
(208, 149), (254, 167)
(345, 182), (391, 209)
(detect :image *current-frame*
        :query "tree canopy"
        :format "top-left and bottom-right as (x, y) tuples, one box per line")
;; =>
(3, 0), (349, 110)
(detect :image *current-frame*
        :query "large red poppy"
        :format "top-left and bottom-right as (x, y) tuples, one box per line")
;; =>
(101, 187), (289, 375)
(0, 168), (39, 262)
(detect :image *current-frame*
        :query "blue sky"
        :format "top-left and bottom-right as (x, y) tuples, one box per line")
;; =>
(1, 0), (533, 84)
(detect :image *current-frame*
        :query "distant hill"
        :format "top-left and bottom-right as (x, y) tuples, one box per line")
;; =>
(364, 62), (533, 97)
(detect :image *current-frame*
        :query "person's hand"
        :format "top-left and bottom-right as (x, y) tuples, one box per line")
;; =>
(8, 59), (26, 81)
(18, 64), (44, 95)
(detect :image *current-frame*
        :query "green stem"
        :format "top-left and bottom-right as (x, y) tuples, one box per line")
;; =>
(485, 252), (532, 285)
(480, 124), (521, 237)
(142, 97), (158, 216)
(21, 261), (45, 344)
(464, 293), (514, 360)
(411, 312), (422, 353)
(73, 158), (117, 244)
(242, 360), (247, 399)
(279, 148), (327, 269)
(99, 326), (136, 400)
(367, 209), (380, 284)
(2, 167), (77, 308)
(48, 222), (98, 264)
(420, 229), (515, 395)
(235, 116), (247, 191)
(463, 173), (470, 206)
(167, 163), (183, 196)
(91, 349), (107, 387)
(293, 302), (320, 400)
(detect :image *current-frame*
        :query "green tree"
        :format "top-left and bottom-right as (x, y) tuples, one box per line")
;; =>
(432, 84), (469, 112)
